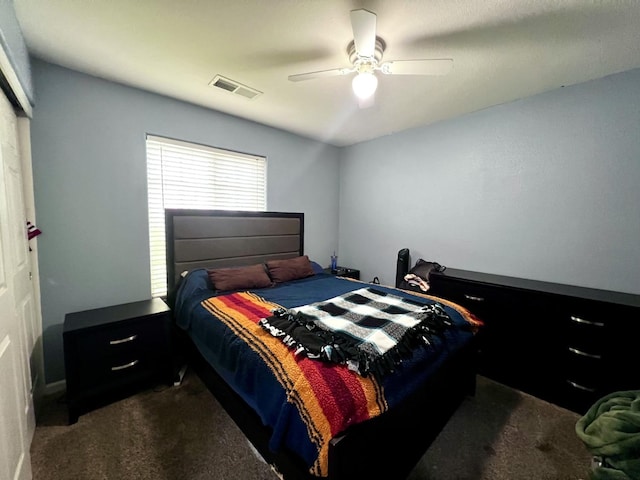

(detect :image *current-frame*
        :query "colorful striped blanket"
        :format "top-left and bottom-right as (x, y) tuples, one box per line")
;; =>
(259, 287), (461, 379)
(191, 271), (483, 478)
(201, 291), (387, 477)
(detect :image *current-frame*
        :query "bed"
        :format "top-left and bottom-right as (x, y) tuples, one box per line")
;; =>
(165, 209), (482, 480)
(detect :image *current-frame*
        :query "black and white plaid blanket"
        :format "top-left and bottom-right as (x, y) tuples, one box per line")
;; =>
(259, 287), (457, 378)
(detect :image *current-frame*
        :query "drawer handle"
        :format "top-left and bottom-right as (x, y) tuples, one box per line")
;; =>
(570, 316), (604, 327)
(567, 380), (597, 393)
(568, 347), (602, 360)
(110, 334), (138, 345)
(463, 294), (485, 302)
(111, 360), (139, 371)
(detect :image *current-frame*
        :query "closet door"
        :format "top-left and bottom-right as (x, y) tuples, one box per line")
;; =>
(0, 88), (34, 480)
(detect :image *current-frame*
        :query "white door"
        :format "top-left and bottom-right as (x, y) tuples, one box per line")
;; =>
(0, 88), (35, 480)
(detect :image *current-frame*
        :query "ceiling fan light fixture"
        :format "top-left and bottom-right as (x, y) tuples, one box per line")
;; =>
(287, 9), (453, 108)
(352, 72), (378, 100)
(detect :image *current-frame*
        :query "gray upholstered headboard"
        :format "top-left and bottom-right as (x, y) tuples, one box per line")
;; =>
(165, 209), (304, 293)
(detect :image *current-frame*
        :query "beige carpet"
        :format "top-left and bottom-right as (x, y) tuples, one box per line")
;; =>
(31, 371), (592, 480)
(408, 376), (592, 480)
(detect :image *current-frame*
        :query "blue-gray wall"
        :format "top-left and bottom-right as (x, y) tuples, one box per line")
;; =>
(338, 68), (640, 295)
(30, 59), (340, 383)
(0, 0), (33, 104)
(31, 58), (640, 384)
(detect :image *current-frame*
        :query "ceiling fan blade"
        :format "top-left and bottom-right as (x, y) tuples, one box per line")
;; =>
(350, 9), (377, 58)
(379, 59), (453, 76)
(288, 67), (354, 82)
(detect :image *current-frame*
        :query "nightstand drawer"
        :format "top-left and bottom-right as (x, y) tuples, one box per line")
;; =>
(75, 318), (166, 365)
(73, 351), (162, 392)
(73, 322), (168, 389)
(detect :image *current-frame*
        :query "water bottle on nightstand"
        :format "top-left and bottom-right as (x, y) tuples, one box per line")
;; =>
(330, 252), (338, 273)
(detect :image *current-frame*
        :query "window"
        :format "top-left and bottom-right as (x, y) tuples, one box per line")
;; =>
(146, 135), (267, 297)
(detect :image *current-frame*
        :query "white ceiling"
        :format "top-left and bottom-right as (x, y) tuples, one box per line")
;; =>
(13, 0), (640, 147)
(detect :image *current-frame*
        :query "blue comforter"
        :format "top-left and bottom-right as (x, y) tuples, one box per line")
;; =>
(173, 268), (478, 477)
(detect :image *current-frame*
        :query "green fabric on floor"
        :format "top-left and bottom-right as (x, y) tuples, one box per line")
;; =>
(576, 390), (640, 480)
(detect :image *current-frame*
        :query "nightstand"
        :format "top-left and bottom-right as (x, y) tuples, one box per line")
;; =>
(323, 266), (360, 280)
(63, 298), (173, 424)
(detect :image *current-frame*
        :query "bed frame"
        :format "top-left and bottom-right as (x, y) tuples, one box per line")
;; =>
(165, 209), (477, 480)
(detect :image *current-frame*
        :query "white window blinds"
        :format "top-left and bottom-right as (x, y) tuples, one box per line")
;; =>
(146, 135), (267, 297)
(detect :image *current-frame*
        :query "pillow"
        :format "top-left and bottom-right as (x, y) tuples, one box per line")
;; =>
(207, 264), (273, 292)
(266, 255), (315, 283)
(310, 260), (324, 274)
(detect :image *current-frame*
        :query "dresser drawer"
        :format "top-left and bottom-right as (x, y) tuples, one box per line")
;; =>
(430, 275), (548, 390)
(427, 267), (640, 414)
(564, 347), (604, 389)
(565, 318), (607, 356)
(562, 300), (638, 371)
(429, 278), (513, 319)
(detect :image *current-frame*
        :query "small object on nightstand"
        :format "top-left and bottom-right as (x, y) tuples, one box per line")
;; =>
(330, 252), (338, 273)
(63, 298), (173, 424)
(323, 266), (360, 280)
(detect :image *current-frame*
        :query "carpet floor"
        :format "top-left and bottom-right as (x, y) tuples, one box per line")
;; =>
(31, 371), (592, 480)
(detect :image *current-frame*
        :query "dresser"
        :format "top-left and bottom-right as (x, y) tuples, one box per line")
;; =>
(63, 298), (173, 423)
(428, 268), (640, 414)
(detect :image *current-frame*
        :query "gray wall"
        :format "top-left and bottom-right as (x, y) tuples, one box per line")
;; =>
(338, 68), (640, 295)
(0, 0), (33, 104)
(30, 59), (340, 383)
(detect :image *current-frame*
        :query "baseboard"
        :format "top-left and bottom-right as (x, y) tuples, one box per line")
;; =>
(32, 372), (45, 415)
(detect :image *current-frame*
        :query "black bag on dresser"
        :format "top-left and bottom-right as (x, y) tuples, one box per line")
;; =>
(396, 248), (445, 293)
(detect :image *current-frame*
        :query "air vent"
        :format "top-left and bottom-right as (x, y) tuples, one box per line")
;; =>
(209, 75), (262, 100)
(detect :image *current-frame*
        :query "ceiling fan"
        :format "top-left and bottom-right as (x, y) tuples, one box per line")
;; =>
(288, 9), (453, 108)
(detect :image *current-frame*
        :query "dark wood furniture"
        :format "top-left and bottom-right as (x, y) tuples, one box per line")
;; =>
(63, 298), (173, 424)
(323, 266), (360, 280)
(165, 210), (477, 480)
(426, 268), (640, 414)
